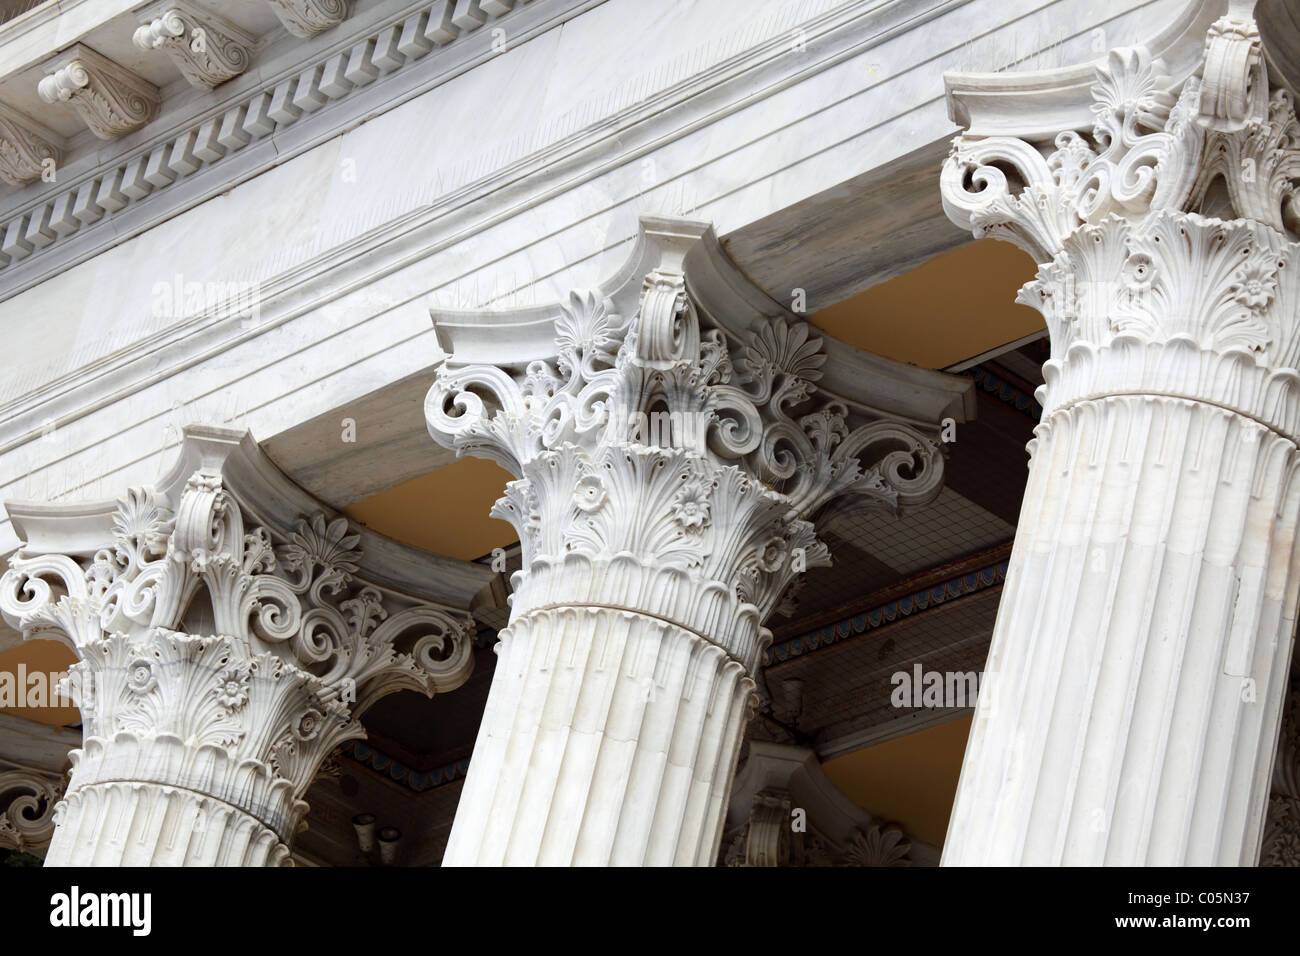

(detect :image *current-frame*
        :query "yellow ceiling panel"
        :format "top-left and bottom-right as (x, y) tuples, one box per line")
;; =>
(0, 639), (80, 726)
(810, 239), (1042, 369)
(822, 714), (972, 849)
(343, 455), (517, 562)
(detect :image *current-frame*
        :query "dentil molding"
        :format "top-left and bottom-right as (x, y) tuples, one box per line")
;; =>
(0, 425), (477, 863)
(0, 0), (571, 284)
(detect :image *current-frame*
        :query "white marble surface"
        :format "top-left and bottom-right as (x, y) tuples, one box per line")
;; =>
(0, 0), (1182, 553)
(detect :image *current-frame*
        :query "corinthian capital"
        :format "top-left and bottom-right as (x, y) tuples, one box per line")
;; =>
(426, 219), (961, 665)
(0, 426), (475, 858)
(940, 0), (1300, 430)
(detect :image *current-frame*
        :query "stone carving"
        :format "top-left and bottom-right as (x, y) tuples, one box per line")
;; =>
(942, 16), (1300, 430)
(0, 103), (59, 186)
(265, 0), (349, 38)
(833, 822), (912, 866)
(37, 45), (160, 140)
(937, 2), (1300, 865)
(742, 789), (791, 867)
(134, 2), (254, 89)
(425, 220), (954, 865)
(0, 429), (474, 864)
(427, 272), (945, 656)
(723, 817), (913, 867)
(720, 741), (927, 867)
(1261, 793), (1300, 866)
(0, 768), (62, 852)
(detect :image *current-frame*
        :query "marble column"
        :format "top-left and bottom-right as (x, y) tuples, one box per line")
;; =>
(0, 427), (476, 865)
(940, 4), (1300, 864)
(425, 220), (955, 865)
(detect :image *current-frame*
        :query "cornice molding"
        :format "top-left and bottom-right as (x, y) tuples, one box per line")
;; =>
(0, 0), (973, 476)
(0, 0), (576, 280)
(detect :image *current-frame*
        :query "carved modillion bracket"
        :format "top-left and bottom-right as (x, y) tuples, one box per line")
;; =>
(265, 0), (350, 38)
(37, 44), (160, 141)
(0, 102), (60, 186)
(133, 1), (256, 90)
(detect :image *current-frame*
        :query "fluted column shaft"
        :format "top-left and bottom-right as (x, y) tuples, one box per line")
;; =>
(445, 603), (751, 865)
(939, 7), (1300, 865)
(426, 226), (947, 866)
(944, 394), (1300, 864)
(47, 780), (286, 866)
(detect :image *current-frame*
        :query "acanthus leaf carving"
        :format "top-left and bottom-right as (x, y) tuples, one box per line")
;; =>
(0, 450), (475, 846)
(38, 45), (160, 141)
(426, 247), (945, 660)
(133, 2), (254, 90)
(943, 6), (1300, 434)
(0, 103), (59, 187)
(264, 0), (349, 38)
(0, 768), (63, 853)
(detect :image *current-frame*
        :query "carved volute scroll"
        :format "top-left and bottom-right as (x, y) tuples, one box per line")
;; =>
(0, 427), (475, 857)
(426, 219), (951, 671)
(423, 220), (964, 865)
(942, 1), (1300, 435)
